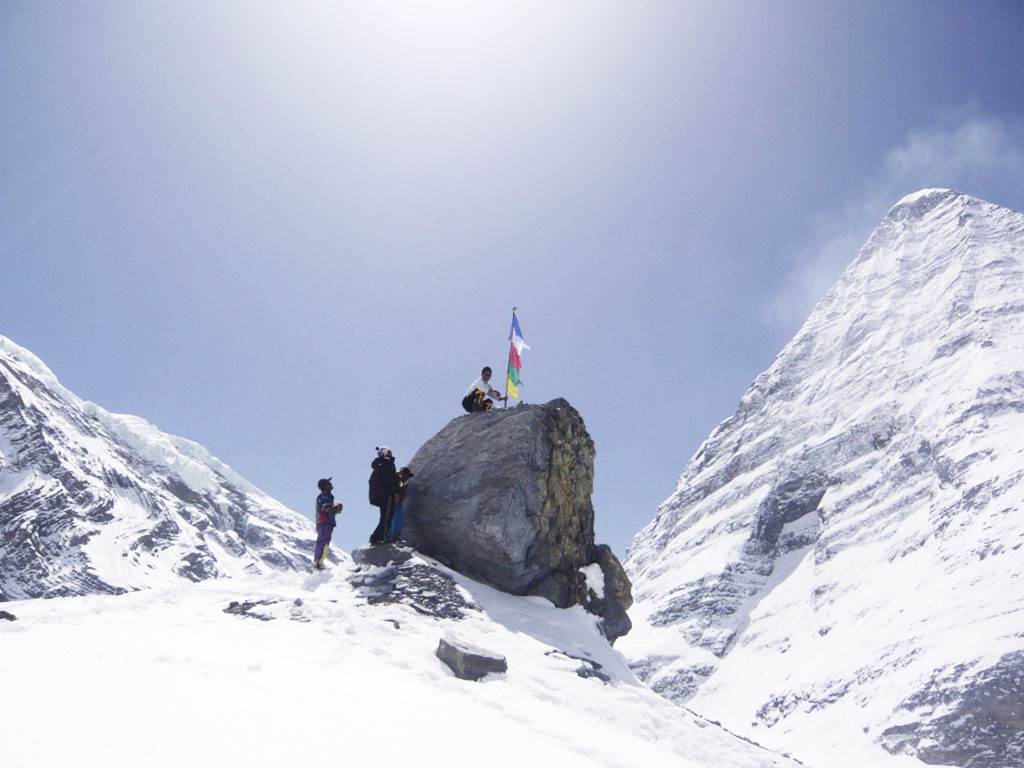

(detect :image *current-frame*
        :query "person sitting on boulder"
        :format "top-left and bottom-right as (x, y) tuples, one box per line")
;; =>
(313, 477), (343, 569)
(388, 466), (414, 543)
(368, 446), (401, 545)
(462, 366), (506, 413)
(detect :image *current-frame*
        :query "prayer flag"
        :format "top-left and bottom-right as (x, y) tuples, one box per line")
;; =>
(506, 312), (529, 400)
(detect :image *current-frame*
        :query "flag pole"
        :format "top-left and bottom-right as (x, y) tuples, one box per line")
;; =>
(504, 306), (517, 409)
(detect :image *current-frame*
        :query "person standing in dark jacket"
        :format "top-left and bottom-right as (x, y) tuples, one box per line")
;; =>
(368, 446), (400, 545)
(314, 477), (343, 569)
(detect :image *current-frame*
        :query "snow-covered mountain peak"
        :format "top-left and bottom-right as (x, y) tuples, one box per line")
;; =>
(0, 334), (75, 402)
(622, 191), (1024, 768)
(891, 186), (957, 211)
(0, 335), (314, 600)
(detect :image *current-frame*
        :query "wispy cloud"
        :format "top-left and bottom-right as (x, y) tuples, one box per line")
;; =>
(764, 105), (1024, 332)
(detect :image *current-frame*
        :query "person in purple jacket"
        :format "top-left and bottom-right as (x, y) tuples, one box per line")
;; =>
(313, 477), (342, 569)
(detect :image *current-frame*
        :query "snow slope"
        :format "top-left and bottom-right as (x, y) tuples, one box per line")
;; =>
(622, 190), (1024, 768)
(0, 550), (803, 768)
(0, 334), (313, 599)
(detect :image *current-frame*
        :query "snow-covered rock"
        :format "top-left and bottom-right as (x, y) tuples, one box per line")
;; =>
(0, 335), (314, 600)
(622, 190), (1024, 768)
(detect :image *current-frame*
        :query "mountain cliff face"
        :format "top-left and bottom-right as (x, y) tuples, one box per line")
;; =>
(622, 190), (1024, 768)
(0, 336), (313, 600)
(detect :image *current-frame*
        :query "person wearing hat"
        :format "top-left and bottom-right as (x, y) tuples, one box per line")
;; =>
(368, 446), (401, 545)
(313, 477), (343, 569)
(388, 466), (414, 543)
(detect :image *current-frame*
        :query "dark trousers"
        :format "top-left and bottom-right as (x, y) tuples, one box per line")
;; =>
(370, 497), (395, 544)
(462, 390), (494, 413)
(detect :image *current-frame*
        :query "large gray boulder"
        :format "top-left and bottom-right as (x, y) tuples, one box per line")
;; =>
(402, 398), (632, 641)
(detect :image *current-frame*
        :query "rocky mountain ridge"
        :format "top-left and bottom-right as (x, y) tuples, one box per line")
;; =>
(0, 335), (313, 600)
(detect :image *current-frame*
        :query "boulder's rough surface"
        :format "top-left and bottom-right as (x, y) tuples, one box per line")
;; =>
(436, 636), (507, 681)
(402, 398), (631, 640)
(583, 544), (634, 641)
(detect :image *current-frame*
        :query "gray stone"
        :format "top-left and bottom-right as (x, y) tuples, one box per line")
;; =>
(402, 398), (632, 639)
(348, 566), (399, 588)
(583, 545), (634, 643)
(436, 636), (507, 680)
(223, 600), (277, 621)
(0, 610), (16, 621)
(347, 555), (476, 620)
(545, 649), (612, 683)
(351, 543), (413, 568)
(576, 664), (611, 683)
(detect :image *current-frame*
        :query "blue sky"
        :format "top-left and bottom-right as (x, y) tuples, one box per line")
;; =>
(3, 1), (1024, 558)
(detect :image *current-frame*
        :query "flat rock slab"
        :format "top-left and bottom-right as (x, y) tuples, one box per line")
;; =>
(352, 543), (414, 568)
(436, 636), (507, 681)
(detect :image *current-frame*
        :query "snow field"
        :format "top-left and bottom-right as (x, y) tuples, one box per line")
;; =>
(0, 557), (801, 768)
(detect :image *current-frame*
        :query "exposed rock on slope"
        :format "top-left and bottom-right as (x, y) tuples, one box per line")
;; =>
(0, 335), (312, 600)
(622, 190), (1024, 768)
(402, 398), (632, 641)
